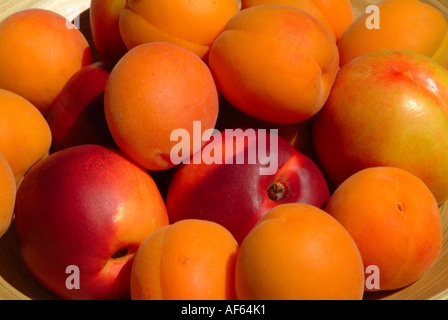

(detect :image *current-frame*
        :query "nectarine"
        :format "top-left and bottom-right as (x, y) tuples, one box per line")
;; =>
(46, 62), (115, 153)
(14, 144), (169, 300)
(90, 0), (128, 62)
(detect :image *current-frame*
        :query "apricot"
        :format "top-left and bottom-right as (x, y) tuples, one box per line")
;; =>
(235, 203), (365, 300)
(241, 0), (354, 42)
(324, 167), (442, 291)
(0, 9), (92, 116)
(130, 219), (239, 300)
(104, 42), (219, 171)
(0, 151), (15, 238)
(208, 5), (339, 124)
(338, 0), (448, 68)
(119, 0), (240, 60)
(0, 89), (52, 185)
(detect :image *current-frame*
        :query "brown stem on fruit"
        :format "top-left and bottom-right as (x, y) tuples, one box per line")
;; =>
(267, 181), (286, 202)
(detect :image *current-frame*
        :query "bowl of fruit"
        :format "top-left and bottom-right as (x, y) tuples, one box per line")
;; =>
(0, 0), (448, 300)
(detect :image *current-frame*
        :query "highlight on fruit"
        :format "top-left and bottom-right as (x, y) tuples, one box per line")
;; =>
(0, 0), (447, 301)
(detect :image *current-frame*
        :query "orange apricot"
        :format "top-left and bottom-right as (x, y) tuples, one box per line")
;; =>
(324, 167), (442, 292)
(119, 0), (240, 60)
(208, 5), (339, 124)
(241, 0), (354, 42)
(104, 42), (219, 171)
(0, 151), (15, 238)
(311, 0), (354, 42)
(235, 203), (365, 300)
(338, 0), (448, 68)
(0, 9), (92, 116)
(0, 89), (52, 185)
(130, 219), (239, 300)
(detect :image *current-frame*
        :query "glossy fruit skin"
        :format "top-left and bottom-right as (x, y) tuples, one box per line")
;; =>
(235, 203), (365, 300)
(14, 144), (169, 300)
(215, 96), (317, 161)
(46, 62), (116, 153)
(312, 50), (448, 205)
(90, 0), (128, 62)
(166, 129), (330, 244)
(324, 167), (442, 291)
(131, 219), (239, 300)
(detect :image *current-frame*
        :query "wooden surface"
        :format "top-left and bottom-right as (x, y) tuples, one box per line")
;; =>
(0, 0), (447, 300)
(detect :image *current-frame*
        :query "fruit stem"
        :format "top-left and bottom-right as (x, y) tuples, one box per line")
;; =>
(267, 181), (286, 201)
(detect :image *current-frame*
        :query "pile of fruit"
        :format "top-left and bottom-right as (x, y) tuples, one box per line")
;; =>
(0, 0), (447, 300)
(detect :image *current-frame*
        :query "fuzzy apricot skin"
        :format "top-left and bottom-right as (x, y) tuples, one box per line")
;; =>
(0, 9), (92, 116)
(241, 0), (354, 42)
(0, 151), (15, 239)
(338, 0), (448, 68)
(130, 219), (239, 300)
(119, 0), (240, 60)
(0, 89), (52, 186)
(208, 5), (339, 124)
(235, 203), (365, 300)
(104, 42), (219, 171)
(324, 167), (442, 292)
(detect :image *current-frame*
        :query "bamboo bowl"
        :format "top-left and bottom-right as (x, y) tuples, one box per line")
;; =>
(0, 0), (448, 300)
